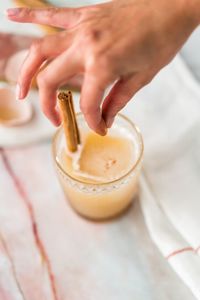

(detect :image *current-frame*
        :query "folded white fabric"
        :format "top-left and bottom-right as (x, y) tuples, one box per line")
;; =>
(123, 55), (200, 299)
(181, 27), (200, 82)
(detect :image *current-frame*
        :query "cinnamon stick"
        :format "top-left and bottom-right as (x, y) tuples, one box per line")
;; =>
(67, 91), (81, 145)
(58, 91), (80, 152)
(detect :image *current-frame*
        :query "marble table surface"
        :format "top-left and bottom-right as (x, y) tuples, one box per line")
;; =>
(0, 1), (196, 299)
(0, 144), (196, 300)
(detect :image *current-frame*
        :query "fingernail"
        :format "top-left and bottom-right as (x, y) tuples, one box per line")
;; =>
(96, 128), (107, 136)
(53, 120), (61, 127)
(101, 127), (107, 136)
(52, 110), (62, 127)
(16, 84), (23, 100)
(99, 118), (108, 136)
(54, 117), (61, 127)
(6, 8), (21, 17)
(106, 117), (115, 128)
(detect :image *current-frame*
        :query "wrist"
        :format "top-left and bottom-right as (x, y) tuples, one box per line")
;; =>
(182, 0), (200, 26)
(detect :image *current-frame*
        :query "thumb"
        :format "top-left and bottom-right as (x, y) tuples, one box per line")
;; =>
(6, 7), (81, 29)
(102, 72), (154, 128)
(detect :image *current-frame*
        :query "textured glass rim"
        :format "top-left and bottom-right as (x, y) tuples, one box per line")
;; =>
(52, 113), (144, 186)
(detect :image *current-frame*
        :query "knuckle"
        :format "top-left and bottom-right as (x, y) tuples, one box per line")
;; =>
(88, 28), (102, 43)
(44, 7), (64, 21)
(37, 72), (48, 87)
(116, 98), (126, 107)
(107, 109), (119, 120)
(134, 79), (146, 90)
(46, 7), (58, 17)
(119, 85), (134, 99)
(82, 24), (103, 45)
(113, 100), (126, 112)
(22, 8), (31, 17)
(125, 89), (134, 99)
(37, 70), (56, 90)
(30, 40), (42, 54)
(139, 74), (153, 87)
(117, 82), (134, 100)
(140, 78), (150, 87)
(144, 76), (153, 85)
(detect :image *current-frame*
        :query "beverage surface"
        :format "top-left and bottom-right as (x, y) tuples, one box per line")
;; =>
(57, 128), (139, 184)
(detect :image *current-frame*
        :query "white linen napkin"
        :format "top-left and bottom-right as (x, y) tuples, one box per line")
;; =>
(122, 55), (200, 299)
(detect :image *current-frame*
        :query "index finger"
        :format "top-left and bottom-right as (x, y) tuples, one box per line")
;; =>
(36, 48), (79, 126)
(7, 7), (82, 29)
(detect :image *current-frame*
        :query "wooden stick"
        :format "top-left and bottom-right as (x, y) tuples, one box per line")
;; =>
(67, 91), (81, 145)
(58, 91), (80, 152)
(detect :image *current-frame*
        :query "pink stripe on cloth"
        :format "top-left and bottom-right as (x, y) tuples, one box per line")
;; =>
(167, 244), (200, 259)
(166, 247), (194, 260)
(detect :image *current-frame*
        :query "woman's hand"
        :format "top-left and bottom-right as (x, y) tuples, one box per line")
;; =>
(7, 0), (200, 135)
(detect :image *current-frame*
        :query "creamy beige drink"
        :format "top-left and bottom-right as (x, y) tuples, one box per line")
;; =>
(52, 113), (143, 220)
